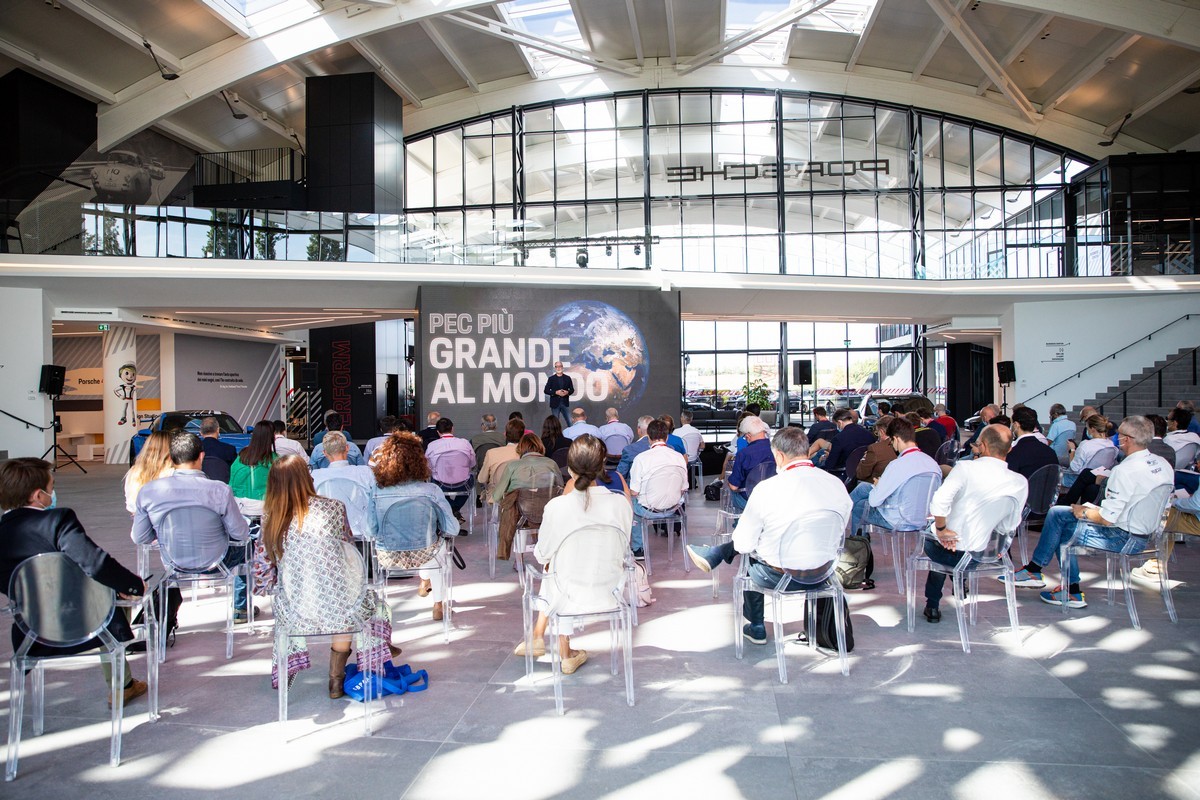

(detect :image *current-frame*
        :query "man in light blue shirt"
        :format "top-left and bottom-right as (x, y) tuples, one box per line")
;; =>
(857, 417), (942, 533)
(1047, 403), (1074, 465)
(132, 431), (252, 619)
(563, 407), (602, 441)
(312, 432), (377, 540)
(310, 412), (364, 469)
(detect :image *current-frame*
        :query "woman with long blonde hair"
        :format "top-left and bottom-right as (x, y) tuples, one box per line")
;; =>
(254, 455), (399, 696)
(123, 430), (173, 514)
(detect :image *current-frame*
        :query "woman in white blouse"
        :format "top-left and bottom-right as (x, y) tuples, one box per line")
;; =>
(1069, 414), (1118, 473)
(515, 434), (632, 674)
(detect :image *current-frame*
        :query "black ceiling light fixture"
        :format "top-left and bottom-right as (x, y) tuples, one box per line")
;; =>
(221, 90), (249, 120)
(576, 247), (589, 268)
(143, 40), (178, 80)
(1098, 112), (1132, 147)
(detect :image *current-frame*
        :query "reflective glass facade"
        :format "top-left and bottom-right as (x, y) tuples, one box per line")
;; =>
(405, 88), (1091, 278)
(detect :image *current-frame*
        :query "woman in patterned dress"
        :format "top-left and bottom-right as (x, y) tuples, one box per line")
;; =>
(255, 455), (399, 697)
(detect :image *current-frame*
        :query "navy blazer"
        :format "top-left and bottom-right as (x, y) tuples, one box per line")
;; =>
(1006, 436), (1059, 480)
(0, 507), (142, 656)
(543, 374), (574, 409)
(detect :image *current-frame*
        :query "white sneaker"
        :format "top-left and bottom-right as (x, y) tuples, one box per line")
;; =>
(1130, 565), (1161, 585)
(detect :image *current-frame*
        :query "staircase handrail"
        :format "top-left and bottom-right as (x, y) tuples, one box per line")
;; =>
(1098, 344), (1200, 420)
(1019, 314), (1195, 404)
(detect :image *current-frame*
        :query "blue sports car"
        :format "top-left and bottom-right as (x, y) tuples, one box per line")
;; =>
(130, 410), (254, 464)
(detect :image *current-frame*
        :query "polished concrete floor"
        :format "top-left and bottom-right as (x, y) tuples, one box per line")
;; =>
(2, 462), (1199, 799)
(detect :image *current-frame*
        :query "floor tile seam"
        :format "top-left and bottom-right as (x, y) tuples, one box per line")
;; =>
(436, 680), (491, 747)
(1073, 691), (1179, 769)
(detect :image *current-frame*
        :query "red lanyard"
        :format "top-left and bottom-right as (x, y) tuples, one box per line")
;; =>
(784, 460), (814, 471)
(650, 442), (669, 449)
(899, 447), (921, 457)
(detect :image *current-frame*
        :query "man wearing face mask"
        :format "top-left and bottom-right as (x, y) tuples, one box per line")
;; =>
(0, 457), (149, 705)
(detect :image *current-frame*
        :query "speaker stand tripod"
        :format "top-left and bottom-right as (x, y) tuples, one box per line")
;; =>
(40, 396), (87, 474)
(999, 382), (1010, 416)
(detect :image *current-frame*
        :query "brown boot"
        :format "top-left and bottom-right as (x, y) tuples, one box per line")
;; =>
(432, 601), (444, 621)
(329, 648), (351, 699)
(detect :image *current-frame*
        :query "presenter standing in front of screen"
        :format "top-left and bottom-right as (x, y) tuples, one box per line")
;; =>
(544, 361), (574, 428)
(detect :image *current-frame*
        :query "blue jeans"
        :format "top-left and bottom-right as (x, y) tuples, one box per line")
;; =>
(923, 538), (969, 609)
(434, 476), (474, 514)
(633, 498), (679, 551)
(551, 405), (570, 427)
(849, 482), (873, 532)
(743, 558), (829, 626)
(222, 545), (248, 613)
(1031, 506), (1145, 585)
(731, 492), (748, 511)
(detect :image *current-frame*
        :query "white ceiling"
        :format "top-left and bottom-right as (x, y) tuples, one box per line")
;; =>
(3, 0), (1199, 161)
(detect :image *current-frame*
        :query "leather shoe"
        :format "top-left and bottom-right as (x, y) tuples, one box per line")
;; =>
(923, 606), (942, 623)
(108, 678), (148, 708)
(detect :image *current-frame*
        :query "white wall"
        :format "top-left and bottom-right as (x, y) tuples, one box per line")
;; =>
(1004, 295), (1200, 418)
(0, 288), (53, 458)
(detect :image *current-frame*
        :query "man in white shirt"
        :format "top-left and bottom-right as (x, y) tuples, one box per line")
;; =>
(628, 419), (688, 559)
(425, 417), (477, 525)
(1011, 415), (1172, 609)
(686, 426), (852, 644)
(563, 407), (602, 441)
(920, 425), (1027, 622)
(676, 410), (705, 464)
(272, 420), (307, 458)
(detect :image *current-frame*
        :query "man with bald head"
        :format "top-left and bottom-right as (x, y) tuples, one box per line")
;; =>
(959, 403), (1000, 458)
(920, 424), (1027, 623)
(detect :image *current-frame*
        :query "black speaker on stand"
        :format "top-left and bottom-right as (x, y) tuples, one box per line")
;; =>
(996, 360), (1016, 415)
(37, 364), (85, 474)
(792, 360), (813, 421)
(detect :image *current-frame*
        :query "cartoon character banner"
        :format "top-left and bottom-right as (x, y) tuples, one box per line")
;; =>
(416, 287), (681, 426)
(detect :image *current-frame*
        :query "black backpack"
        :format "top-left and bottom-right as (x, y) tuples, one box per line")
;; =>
(837, 535), (875, 590)
(704, 479), (723, 502)
(811, 596), (854, 652)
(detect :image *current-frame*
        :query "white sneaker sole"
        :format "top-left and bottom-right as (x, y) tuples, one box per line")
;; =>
(686, 547), (713, 573)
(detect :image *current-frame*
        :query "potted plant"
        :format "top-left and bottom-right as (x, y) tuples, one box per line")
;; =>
(741, 378), (777, 425)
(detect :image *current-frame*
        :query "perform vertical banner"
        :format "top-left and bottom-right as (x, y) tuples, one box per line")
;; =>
(417, 287), (681, 427)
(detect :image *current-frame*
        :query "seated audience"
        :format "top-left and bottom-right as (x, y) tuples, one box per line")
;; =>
(200, 416), (237, 483)
(909, 412), (943, 457)
(933, 403), (958, 441)
(1145, 414), (1178, 466)
(363, 415), (397, 463)
(541, 414), (570, 458)
(629, 422), (689, 559)
(563, 407), (601, 441)
(1007, 407), (1059, 480)
(124, 430), (173, 514)
(675, 410), (705, 464)
(1066, 414), (1117, 479)
(1, 457), (148, 705)
(658, 414), (688, 456)
(515, 435), (633, 672)
(853, 413), (897, 483)
(920, 425), (1027, 623)
(418, 411), (441, 450)
(1046, 404), (1074, 464)
(471, 414), (507, 460)
(272, 419), (308, 458)
(1010, 415), (1172, 608)
(229, 420), (276, 514)
(816, 409), (873, 475)
(959, 404), (1000, 458)
(132, 431), (252, 621)
(372, 433), (459, 621)
(479, 418), (525, 499)
(426, 417), (477, 526)
(599, 407), (635, 458)
(491, 433), (564, 559)
(855, 417), (941, 534)
(685, 427), (851, 645)
(727, 415), (776, 510)
(1165, 408), (1200, 469)
(254, 455), (399, 695)
(616, 416), (655, 481)
(310, 413), (364, 469)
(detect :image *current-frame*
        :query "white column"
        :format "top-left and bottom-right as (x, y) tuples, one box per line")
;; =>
(102, 325), (138, 465)
(0, 288), (53, 458)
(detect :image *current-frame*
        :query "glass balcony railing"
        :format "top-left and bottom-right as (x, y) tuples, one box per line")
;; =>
(1, 202), (1193, 279)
